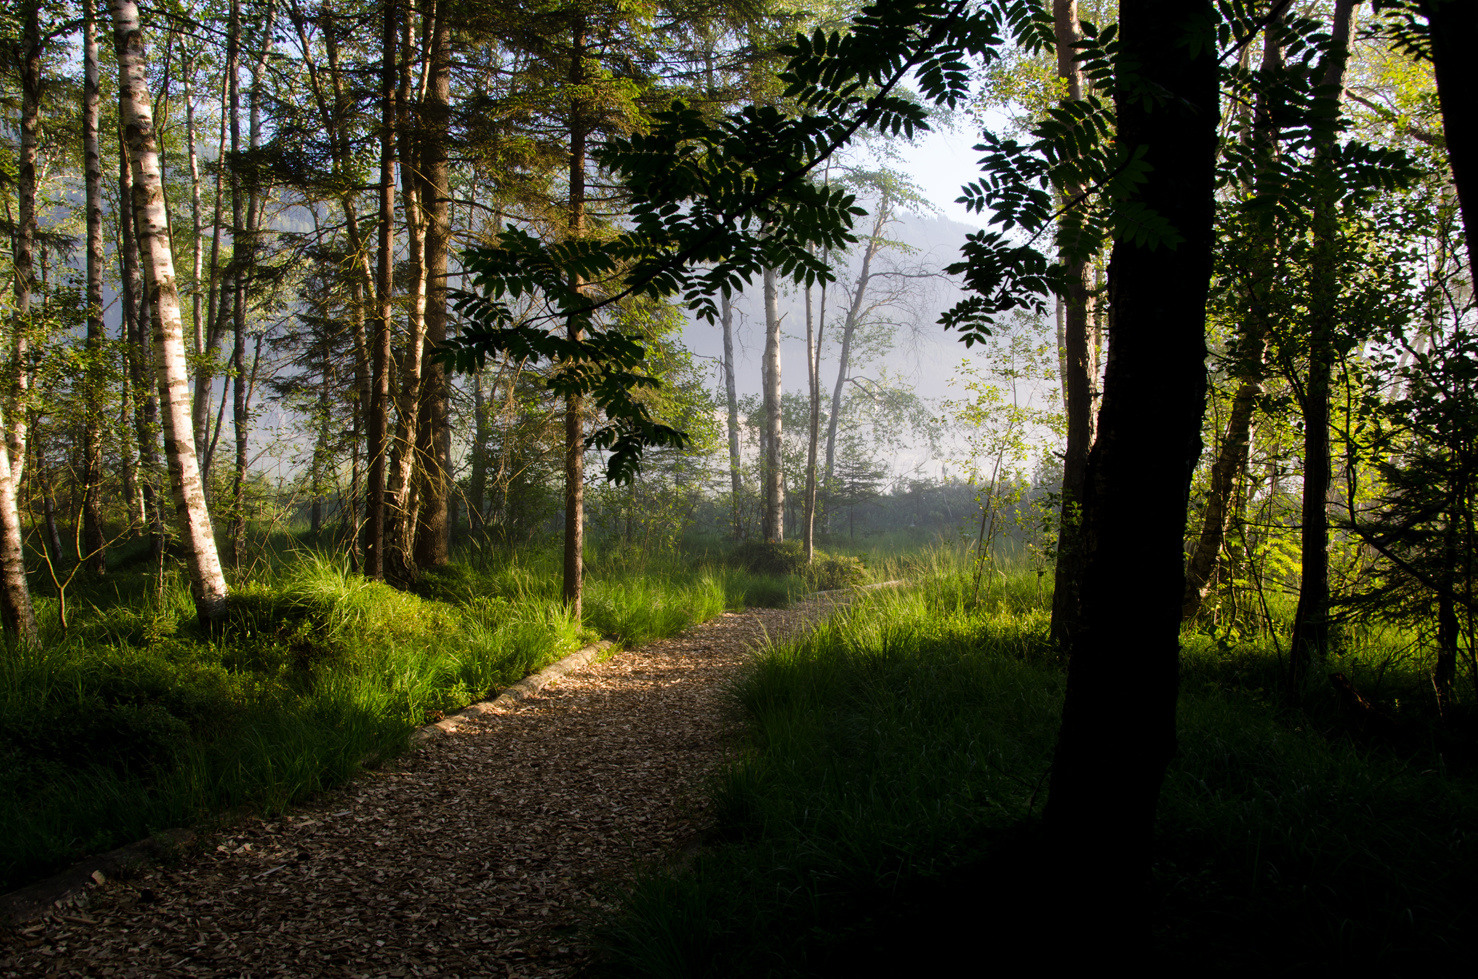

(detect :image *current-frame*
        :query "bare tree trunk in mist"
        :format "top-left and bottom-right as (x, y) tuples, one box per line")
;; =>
(762, 266), (784, 542)
(823, 209), (886, 518)
(803, 276), (827, 562)
(721, 291), (744, 539)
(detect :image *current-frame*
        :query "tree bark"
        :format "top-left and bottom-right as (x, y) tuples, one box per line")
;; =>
(722, 290), (743, 539)
(365, 0), (398, 581)
(387, 5), (429, 579)
(1289, 0), (1356, 695)
(0, 2), (40, 642)
(1420, 0), (1478, 290)
(1048, 0), (1098, 652)
(823, 207), (887, 501)
(111, 0), (230, 625)
(414, 2), (453, 569)
(9, 1), (40, 489)
(1043, 0), (1218, 945)
(227, 0), (248, 568)
(1182, 19), (1286, 622)
(83, 2), (108, 574)
(194, 64), (230, 480)
(563, 16), (588, 617)
(469, 369), (490, 535)
(761, 266), (784, 542)
(803, 274), (827, 561)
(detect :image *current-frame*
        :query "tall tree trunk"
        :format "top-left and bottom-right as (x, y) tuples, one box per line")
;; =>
(9, 1), (41, 490)
(82, 2), (108, 574)
(120, 136), (163, 555)
(184, 52), (204, 369)
(823, 209), (886, 502)
(1043, 0), (1218, 945)
(111, 0), (230, 625)
(469, 369), (489, 535)
(1289, 0), (1356, 696)
(1182, 19), (1286, 622)
(414, 3), (452, 569)
(1048, 0), (1098, 651)
(365, 0), (398, 581)
(227, 0), (248, 568)
(312, 3), (376, 568)
(563, 17), (588, 617)
(1435, 512), (1459, 715)
(0, 3), (41, 641)
(387, 33), (429, 579)
(0, 0), (36, 633)
(803, 275), (826, 561)
(761, 265), (784, 542)
(721, 290), (743, 539)
(195, 64), (230, 478)
(1420, 0), (1478, 290)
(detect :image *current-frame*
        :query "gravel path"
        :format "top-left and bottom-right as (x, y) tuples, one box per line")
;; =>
(1, 597), (850, 979)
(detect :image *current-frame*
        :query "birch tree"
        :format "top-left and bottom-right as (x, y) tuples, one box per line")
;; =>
(110, 0), (229, 624)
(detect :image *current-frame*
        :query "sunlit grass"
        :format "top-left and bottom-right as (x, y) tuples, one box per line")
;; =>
(0, 541), (800, 893)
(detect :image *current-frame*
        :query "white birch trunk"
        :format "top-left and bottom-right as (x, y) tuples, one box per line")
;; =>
(111, 0), (229, 624)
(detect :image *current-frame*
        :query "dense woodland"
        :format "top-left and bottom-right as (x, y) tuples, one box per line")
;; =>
(2, 0), (1477, 965)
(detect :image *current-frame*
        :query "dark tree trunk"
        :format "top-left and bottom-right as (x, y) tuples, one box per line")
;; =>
(228, 0), (247, 569)
(1288, 0), (1355, 696)
(1043, 0), (1219, 946)
(365, 0), (398, 581)
(1182, 21), (1286, 622)
(415, 4), (453, 569)
(83, 2), (108, 573)
(468, 370), (489, 536)
(386, 6), (428, 578)
(1421, 0), (1478, 290)
(1049, 0), (1098, 653)
(563, 16), (588, 618)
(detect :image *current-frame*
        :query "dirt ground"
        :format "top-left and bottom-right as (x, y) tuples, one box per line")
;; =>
(1, 597), (849, 979)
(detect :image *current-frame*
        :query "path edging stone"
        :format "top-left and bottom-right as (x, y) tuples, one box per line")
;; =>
(410, 639), (615, 744)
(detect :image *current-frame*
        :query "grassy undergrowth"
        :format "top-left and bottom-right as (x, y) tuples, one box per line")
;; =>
(598, 563), (1478, 976)
(0, 544), (815, 894)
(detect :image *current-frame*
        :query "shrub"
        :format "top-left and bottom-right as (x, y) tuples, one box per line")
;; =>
(728, 540), (807, 576)
(805, 555), (868, 591)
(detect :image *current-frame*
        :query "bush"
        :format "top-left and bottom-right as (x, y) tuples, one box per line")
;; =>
(729, 540), (807, 576)
(805, 555), (867, 591)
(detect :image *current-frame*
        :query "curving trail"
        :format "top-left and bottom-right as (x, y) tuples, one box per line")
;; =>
(0, 597), (849, 979)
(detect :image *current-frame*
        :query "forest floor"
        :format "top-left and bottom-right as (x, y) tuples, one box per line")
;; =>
(0, 595), (854, 979)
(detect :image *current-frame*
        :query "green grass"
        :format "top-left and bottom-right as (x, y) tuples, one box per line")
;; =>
(596, 565), (1478, 976)
(0, 544), (799, 894)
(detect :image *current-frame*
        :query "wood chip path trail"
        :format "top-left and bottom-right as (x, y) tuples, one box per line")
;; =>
(1, 596), (852, 979)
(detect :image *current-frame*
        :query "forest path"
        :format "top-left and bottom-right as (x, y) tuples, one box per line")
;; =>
(1, 595), (852, 979)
